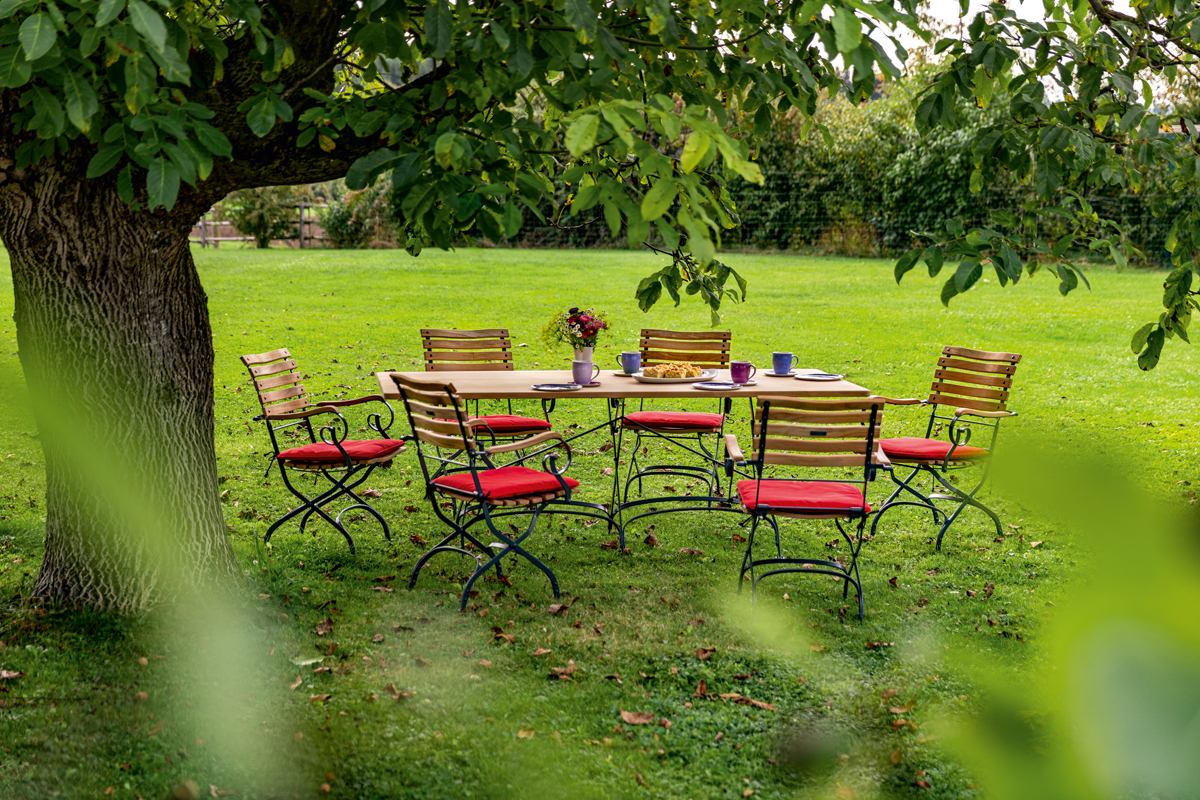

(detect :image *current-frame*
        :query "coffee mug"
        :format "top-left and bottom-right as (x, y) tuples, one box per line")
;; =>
(616, 350), (641, 374)
(572, 361), (600, 385)
(730, 360), (757, 384)
(772, 352), (799, 375)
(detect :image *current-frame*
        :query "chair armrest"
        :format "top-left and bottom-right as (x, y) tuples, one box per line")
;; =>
(264, 406), (340, 421)
(954, 408), (1016, 419)
(484, 430), (565, 455)
(882, 397), (925, 405)
(319, 394), (387, 408)
(724, 433), (745, 463)
(872, 445), (892, 469)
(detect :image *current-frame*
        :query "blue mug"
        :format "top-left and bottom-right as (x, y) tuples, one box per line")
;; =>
(772, 352), (799, 375)
(616, 351), (641, 374)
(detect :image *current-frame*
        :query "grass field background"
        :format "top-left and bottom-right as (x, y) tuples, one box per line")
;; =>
(0, 246), (1196, 799)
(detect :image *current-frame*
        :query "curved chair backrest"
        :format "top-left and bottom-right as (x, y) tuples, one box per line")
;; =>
(391, 374), (474, 452)
(421, 328), (516, 372)
(241, 348), (311, 420)
(751, 396), (885, 477)
(639, 328), (732, 369)
(928, 346), (1021, 413)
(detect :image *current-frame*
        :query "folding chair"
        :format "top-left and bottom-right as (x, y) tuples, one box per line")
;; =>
(621, 329), (733, 521)
(421, 328), (553, 443)
(871, 346), (1021, 550)
(392, 374), (611, 609)
(242, 348), (405, 553)
(725, 395), (887, 620)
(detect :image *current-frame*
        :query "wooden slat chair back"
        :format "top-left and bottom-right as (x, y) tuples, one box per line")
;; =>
(639, 328), (732, 369)
(421, 328), (515, 372)
(242, 347), (312, 420)
(927, 346), (1021, 413)
(750, 397), (884, 486)
(391, 373), (476, 453)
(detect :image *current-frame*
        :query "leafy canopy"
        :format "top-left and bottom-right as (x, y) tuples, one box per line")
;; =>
(0, 0), (921, 323)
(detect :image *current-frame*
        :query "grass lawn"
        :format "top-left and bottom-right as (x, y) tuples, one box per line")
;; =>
(0, 246), (1196, 800)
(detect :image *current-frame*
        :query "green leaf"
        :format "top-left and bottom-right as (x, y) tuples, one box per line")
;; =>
(1131, 322), (1154, 354)
(95, 0), (124, 26)
(924, 245), (944, 277)
(1109, 243), (1127, 271)
(563, 0), (597, 43)
(640, 179), (677, 222)
(1000, 242), (1021, 280)
(116, 164), (133, 203)
(424, 0), (453, 60)
(1138, 327), (1165, 370)
(193, 122), (232, 158)
(679, 131), (710, 173)
(954, 259), (982, 292)
(0, 44), (31, 88)
(627, 217), (649, 248)
(501, 201), (521, 238)
(893, 248), (921, 283)
(831, 7), (862, 54)
(245, 94), (276, 137)
(564, 114), (599, 156)
(1056, 264), (1079, 296)
(64, 72), (98, 133)
(969, 169), (983, 193)
(86, 145), (124, 178)
(126, 0), (165, 50)
(345, 148), (396, 190)
(19, 13), (56, 61)
(940, 276), (959, 306)
(146, 156), (180, 211)
(0, 0), (30, 18)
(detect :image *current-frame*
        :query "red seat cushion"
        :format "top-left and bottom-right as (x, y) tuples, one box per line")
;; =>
(432, 466), (580, 500)
(278, 438), (405, 464)
(880, 437), (988, 461)
(736, 479), (870, 514)
(622, 411), (725, 431)
(470, 414), (553, 433)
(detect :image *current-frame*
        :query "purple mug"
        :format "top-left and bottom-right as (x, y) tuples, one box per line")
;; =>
(571, 361), (600, 385)
(730, 361), (757, 384)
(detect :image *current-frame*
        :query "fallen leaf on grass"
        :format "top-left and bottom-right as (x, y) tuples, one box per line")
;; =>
(603, 674), (623, 684)
(966, 590), (977, 598)
(517, 729), (535, 739)
(1030, 541), (1043, 548)
(718, 693), (777, 710)
(0, 670), (22, 680)
(148, 721), (165, 736)
(531, 648), (552, 657)
(644, 532), (659, 548)
(679, 548), (704, 555)
(809, 643), (827, 652)
(983, 582), (995, 599)
(373, 575), (395, 582)
(866, 641), (894, 649)
(693, 680), (708, 698)
(835, 788), (855, 800)
(545, 603), (570, 615)
(688, 618), (704, 626)
(891, 718), (916, 730)
(290, 656), (323, 667)
(371, 634), (384, 643)
(634, 773), (647, 786)
(309, 694), (331, 703)
(696, 647), (716, 660)
(620, 710), (656, 725)
(362, 488), (382, 498)
(890, 749), (903, 764)
(915, 779), (931, 789)
(889, 704), (914, 713)
(600, 539), (621, 550)
(394, 624), (414, 633)
(413, 657), (431, 668)
(289, 674), (302, 690)
(210, 786), (237, 797)
(313, 666), (332, 674)
(731, 532), (747, 543)
(315, 618), (333, 636)
(549, 662), (578, 680)
(135, 691), (148, 701)
(373, 586), (394, 593)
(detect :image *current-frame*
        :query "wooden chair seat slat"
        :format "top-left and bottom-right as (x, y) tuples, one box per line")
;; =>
(642, 351), (732, 365)
(754, 407), (876, 424)
(760, 438), (871, 453)
(753, 423), (881, 439)
(415, 428), (473, 450)
(260, 385), (306, 404)
(759, 397), (885, 411)
(255, 371), (303, 391)
(936, 357), (1016, 375)
(640, 329), (732, 341)
(424, 362), (517, 372)
(263, 398), (310, 418)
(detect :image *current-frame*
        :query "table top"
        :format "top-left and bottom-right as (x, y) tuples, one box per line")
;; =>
(376, 369), (870, 400)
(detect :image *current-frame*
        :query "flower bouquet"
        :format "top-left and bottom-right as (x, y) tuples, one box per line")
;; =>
(542, 306), (611, 360)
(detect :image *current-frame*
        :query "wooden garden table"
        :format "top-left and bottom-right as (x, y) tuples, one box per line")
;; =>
(375, 369), (872, 541)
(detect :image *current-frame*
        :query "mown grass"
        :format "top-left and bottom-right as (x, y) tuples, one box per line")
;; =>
(0, 246), (1197, 800)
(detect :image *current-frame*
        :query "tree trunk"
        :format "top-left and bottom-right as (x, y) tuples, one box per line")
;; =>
(0, 167), (235, 611)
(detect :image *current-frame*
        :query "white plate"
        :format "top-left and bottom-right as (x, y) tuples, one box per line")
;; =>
(611, 370), (638, 377)
(764, 370), (797, 377)
(794, 373), (843, 382)
(693, 381), (740, 391)
(632, 369), (717, 384)
(531, 383), (582, 392)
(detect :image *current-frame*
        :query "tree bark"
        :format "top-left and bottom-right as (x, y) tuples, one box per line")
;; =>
(0, 165), (235, 611)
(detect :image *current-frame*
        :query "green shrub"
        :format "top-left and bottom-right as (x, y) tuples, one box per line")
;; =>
(224, 186), (305, 248)
(321, 182), (395, 249)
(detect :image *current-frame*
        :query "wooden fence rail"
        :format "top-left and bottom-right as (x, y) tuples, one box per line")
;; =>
(190, 202), (330, 248)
